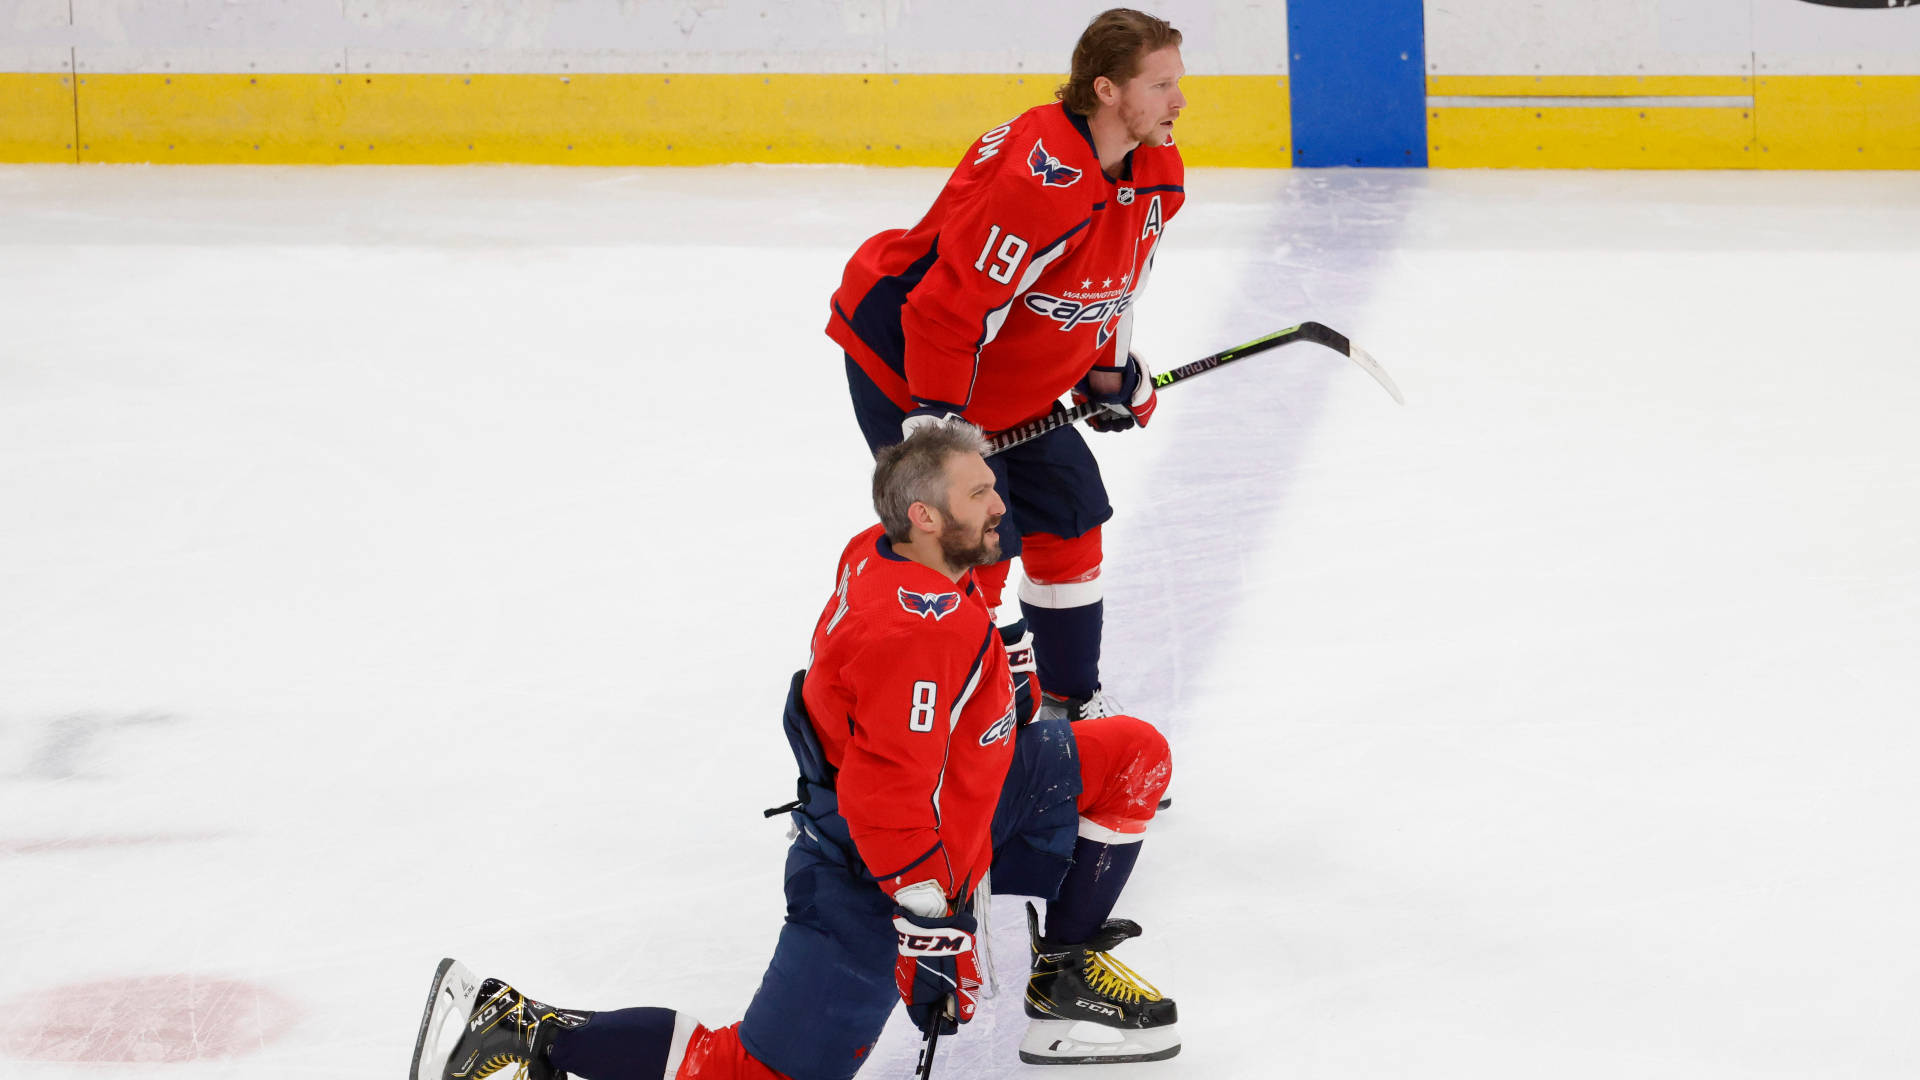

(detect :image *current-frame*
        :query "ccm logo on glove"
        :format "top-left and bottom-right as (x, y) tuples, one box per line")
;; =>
(896, 930), (972, 954)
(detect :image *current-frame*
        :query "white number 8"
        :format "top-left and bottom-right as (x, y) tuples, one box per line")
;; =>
(909, 681), (938, 732)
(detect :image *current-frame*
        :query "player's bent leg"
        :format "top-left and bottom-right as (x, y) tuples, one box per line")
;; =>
(988, 714), (1085, 901)
(548, 1008), (708, 1080)
(407, 960), (768, 1080)
(1019, 527), (1105, 712)
(1022, 715), (1178, 1064)
(1051, 714), (1169, 943)
(999, 424), (1110, 713)
(736, 841), (900, 1080)
(674, 1022), (796, 1080)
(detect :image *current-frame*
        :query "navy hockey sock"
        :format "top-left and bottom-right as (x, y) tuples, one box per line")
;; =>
(546, 1007), (678, 1080)
(1025, 598), (1102, 702)
(1045, 836), (1142, 945)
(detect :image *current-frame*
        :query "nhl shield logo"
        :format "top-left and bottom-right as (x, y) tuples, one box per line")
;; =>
(1117, 187), (1135, 205)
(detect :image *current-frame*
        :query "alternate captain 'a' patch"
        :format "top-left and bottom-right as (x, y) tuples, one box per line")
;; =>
(1027, 140), (1082, 188)
(898, 586), (963, 620)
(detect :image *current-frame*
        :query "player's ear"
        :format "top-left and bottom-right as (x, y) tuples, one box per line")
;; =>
(907, 499), (941, 535)
(1093, 74), (1119, 107)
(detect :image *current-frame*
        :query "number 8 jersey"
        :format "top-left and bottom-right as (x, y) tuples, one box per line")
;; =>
(802, 523), (1017, 905)
(827, 101), (1186, 433)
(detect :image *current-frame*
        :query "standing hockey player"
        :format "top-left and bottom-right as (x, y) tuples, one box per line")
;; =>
(827, 8), (1187, 721)
(410, 424), (1177, 1080)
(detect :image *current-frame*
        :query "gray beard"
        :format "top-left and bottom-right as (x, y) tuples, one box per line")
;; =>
(939, 520), (1001, 571)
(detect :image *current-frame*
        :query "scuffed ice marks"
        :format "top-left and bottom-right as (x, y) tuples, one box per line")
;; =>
(0, 976), (300, 1064)
(4, 710), (181, 782)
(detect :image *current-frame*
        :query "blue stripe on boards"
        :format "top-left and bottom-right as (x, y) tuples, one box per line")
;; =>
(1288, 0), (1427, 167)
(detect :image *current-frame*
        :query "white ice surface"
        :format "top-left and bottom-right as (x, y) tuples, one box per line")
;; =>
(2, 164), (1918, 1078)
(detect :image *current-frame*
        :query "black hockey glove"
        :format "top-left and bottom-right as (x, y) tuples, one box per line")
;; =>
(1071, 352), (1159, 433)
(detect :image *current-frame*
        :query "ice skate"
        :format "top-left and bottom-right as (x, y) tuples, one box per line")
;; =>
(1019, 902), (1180, 1064)
(409, 958), (587, 1080)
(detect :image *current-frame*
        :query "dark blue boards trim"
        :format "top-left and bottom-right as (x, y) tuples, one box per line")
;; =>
(1288, 0), (1427, 167)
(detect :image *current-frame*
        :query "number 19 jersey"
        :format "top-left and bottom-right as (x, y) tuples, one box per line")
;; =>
(827, 102), (1185, 433)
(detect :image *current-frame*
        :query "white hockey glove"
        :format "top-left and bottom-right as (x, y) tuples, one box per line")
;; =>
(901, 402), (968, 440)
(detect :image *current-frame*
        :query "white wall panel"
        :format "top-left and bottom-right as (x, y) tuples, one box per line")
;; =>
(1424, 0), (1754, 75)
(0, 45), (72, 72)
(1753, 0), (1920, 75)
(20, 0), (1282, 75)
(3, 0), (75, 62)
(71, 0), (349, 48)
(72, 48), (348, 74)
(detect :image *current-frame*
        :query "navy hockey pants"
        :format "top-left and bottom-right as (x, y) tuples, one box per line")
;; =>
(736, 715), (1083, 1080)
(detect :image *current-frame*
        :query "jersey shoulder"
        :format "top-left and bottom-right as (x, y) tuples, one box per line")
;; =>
(946, 103), (1102, 227)
(842, 530), (991, 646)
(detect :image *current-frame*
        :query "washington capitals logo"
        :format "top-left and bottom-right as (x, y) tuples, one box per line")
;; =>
(1027, 140), (1082, 188)
(898, 587), (963, 620)
(978, 703), (1017, 747)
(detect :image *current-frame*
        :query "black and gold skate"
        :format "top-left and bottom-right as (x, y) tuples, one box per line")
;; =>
(1020, 902), (1181, 1063)
(409, 958), (589, 1080)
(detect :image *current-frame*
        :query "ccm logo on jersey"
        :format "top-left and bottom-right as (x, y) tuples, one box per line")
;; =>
(898, 587), (963, 620)
(978, 704), (1017, 747)
(1028, 140), (1082, 187)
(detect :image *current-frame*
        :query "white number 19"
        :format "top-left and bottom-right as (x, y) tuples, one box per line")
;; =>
(973, 225), (1029, 285)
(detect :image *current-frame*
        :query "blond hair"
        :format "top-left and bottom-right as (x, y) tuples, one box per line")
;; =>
(1056, 8), (1183, 116)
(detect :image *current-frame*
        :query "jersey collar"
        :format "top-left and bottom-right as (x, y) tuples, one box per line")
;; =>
(1062, 102), (1136, 183)
(873, 533), (979, 596)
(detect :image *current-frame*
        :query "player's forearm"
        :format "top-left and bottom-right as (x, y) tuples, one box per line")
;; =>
(900, 332), (978, 414)
(847, 819), (953, 894)
(838, 747), (955, 893)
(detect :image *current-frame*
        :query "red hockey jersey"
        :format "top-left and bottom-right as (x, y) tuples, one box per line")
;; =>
(828, 102), (1185, 433)
(802, 524), (1017, 904)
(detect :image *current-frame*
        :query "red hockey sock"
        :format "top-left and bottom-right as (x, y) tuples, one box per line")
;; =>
(676, 1022), (793, 1080)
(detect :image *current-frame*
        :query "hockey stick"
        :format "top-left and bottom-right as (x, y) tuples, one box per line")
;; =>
(985, 321), (1403, 455)
(913, 998), (947, 1080)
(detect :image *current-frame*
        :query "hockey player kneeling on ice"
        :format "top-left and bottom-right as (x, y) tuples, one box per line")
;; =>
(409, 422), (1176, 1080)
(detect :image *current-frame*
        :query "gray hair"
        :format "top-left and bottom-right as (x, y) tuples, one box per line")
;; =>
(873, 423), (991, 542)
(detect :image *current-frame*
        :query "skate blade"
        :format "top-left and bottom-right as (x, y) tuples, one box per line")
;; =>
(1018, 1018), (1181, 1064)
(409, 958), (481, 1080)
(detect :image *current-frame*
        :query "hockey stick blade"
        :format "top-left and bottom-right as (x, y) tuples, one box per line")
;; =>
(985, 320), (1401, 455)
(1291, 320), (1405, 406)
